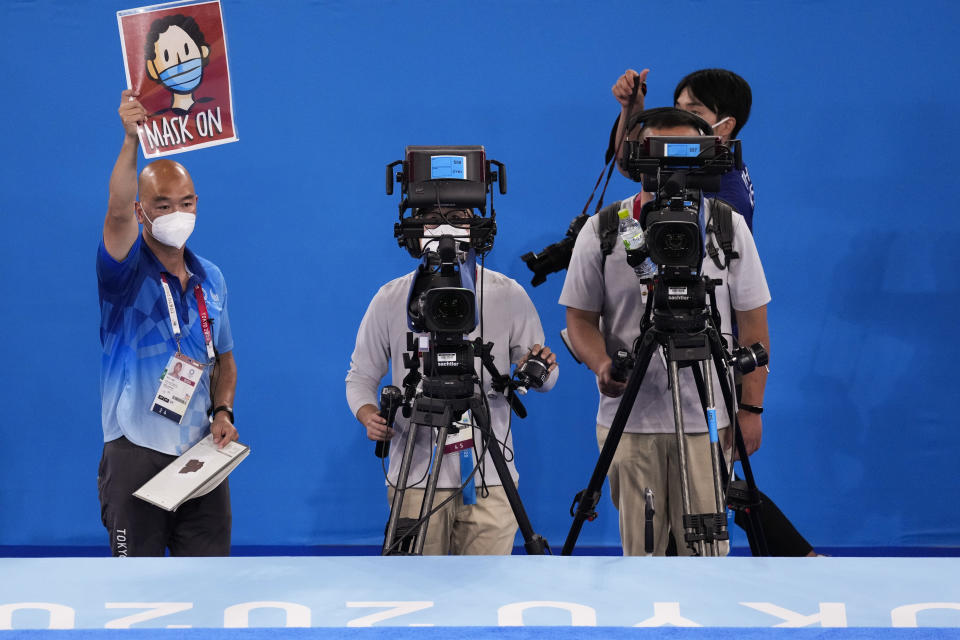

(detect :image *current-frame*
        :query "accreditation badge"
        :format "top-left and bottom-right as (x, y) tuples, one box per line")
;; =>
(151, 353), (205, 423)
(445, 412), (474, 452)
(444, 411), (477, 505)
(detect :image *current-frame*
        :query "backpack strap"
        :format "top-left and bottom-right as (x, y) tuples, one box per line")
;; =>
(596, 201), (623, 271)
(705, 197), (740, 270)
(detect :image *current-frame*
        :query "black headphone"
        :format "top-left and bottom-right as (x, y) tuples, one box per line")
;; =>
(605, 107), (715, 165)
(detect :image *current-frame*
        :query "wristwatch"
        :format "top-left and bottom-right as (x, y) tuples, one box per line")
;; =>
(739, 403), (763, 415)
(209, 405), (235, 423)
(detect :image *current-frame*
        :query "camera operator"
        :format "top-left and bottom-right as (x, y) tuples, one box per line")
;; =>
(346, 206), (558, 555)
(559, 108), (770, 556)
(612, 68), (755, 229)
(613, 69), (820, 557)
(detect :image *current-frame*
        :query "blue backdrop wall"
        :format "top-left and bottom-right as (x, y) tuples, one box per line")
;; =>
(1, 0), (958, 551)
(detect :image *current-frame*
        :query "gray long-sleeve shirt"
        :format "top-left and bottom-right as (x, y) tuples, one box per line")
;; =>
(346, 266), (557, 488)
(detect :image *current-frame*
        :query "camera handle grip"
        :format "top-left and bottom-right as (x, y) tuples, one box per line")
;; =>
(474, 338), (528, 419)
(374, 385), (403, 459)
(644, 488), (655, 554)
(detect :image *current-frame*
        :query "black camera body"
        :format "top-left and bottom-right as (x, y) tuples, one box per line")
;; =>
(521, 214), (589, 287)
(620, 135), (743, 334)
(622, 136), (742, 279)
(642, 197), (704, 271)
(404, 236), (479, 400)
(407, 236), (478, 335)
(625, 136), (738, 274)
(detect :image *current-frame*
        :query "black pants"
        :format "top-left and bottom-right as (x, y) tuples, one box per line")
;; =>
(98, 436), (231, 557)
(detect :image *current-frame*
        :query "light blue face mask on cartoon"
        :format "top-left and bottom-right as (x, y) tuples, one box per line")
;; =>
(158, 58), (204, 93)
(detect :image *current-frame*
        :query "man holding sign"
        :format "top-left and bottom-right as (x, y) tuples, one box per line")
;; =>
(96, 89), (238, 557)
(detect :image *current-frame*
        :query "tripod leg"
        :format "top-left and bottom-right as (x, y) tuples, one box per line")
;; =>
(689, 364), (733, 558)
(412, 424), (452, 555)
(471, 396), (549, 555)
(562, 331), (659, 556)
(667, 359), (704, 557)
(700, 357), (729, 556)
(382, 422), (421, 555)
(689, 365), (729, 487)
(706, 328), (770, 557)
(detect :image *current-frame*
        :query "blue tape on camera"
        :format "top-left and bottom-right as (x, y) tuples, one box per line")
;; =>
(707, 407), (719, 443)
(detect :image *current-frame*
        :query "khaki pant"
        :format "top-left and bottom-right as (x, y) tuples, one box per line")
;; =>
(597, 425), (730, 557)
(386, 485), (517, 555)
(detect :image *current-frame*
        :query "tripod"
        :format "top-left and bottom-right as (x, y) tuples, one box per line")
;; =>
(562, 276), (769, 557)
(382, 335), (550, 556)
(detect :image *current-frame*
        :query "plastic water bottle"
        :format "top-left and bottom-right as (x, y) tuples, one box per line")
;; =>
(617, 209), (656, 279)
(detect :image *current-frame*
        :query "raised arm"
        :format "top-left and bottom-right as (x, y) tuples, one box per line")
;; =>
(611, 68), (649, 179)
(104, 89), (148, 261)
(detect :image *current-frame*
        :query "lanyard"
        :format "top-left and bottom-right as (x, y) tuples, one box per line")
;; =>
(444, 413), (477, 506)
(160, 274), (215, 361)
(194, 282), (216, 361)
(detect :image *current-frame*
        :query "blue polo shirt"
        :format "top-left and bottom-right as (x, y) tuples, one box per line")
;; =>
(97, 234), (233, 455)
(707, 163), (755, 231)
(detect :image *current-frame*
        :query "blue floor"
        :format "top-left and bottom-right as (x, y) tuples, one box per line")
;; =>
(4, 628), (960, 639)
(2, 545), (960, 557)
(3, 556), (960, 629)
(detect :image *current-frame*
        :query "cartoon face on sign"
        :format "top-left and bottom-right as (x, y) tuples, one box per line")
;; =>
(144, 14), (210, 114)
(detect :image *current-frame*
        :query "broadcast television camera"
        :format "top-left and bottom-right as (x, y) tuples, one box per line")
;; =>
(622, 133), (736, 270)
(384, 145), (551, 403)
(381, 146), (552, 557)
(522, 108), (742, 287)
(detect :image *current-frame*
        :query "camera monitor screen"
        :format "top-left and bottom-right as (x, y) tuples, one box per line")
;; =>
(430, 155), (467, 180)
(644, 136), (723, 167)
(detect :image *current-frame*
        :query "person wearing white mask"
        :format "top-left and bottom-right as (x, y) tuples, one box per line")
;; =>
(346, 205), (558, 555)
(96, 89), (238, 557)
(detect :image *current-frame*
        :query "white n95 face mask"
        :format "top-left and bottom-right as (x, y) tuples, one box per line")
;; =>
(140, 208), (196, 249)
(420, 224), (470, 254)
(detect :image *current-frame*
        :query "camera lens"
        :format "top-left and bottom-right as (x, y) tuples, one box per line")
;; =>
(664, 232), (689, 251)
(421, 287), (476, 333)
(730, 342), (768, 375)
(435, 293), (467, 322)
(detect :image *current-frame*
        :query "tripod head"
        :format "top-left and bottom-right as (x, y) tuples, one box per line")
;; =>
(399, 332), (528, 427)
